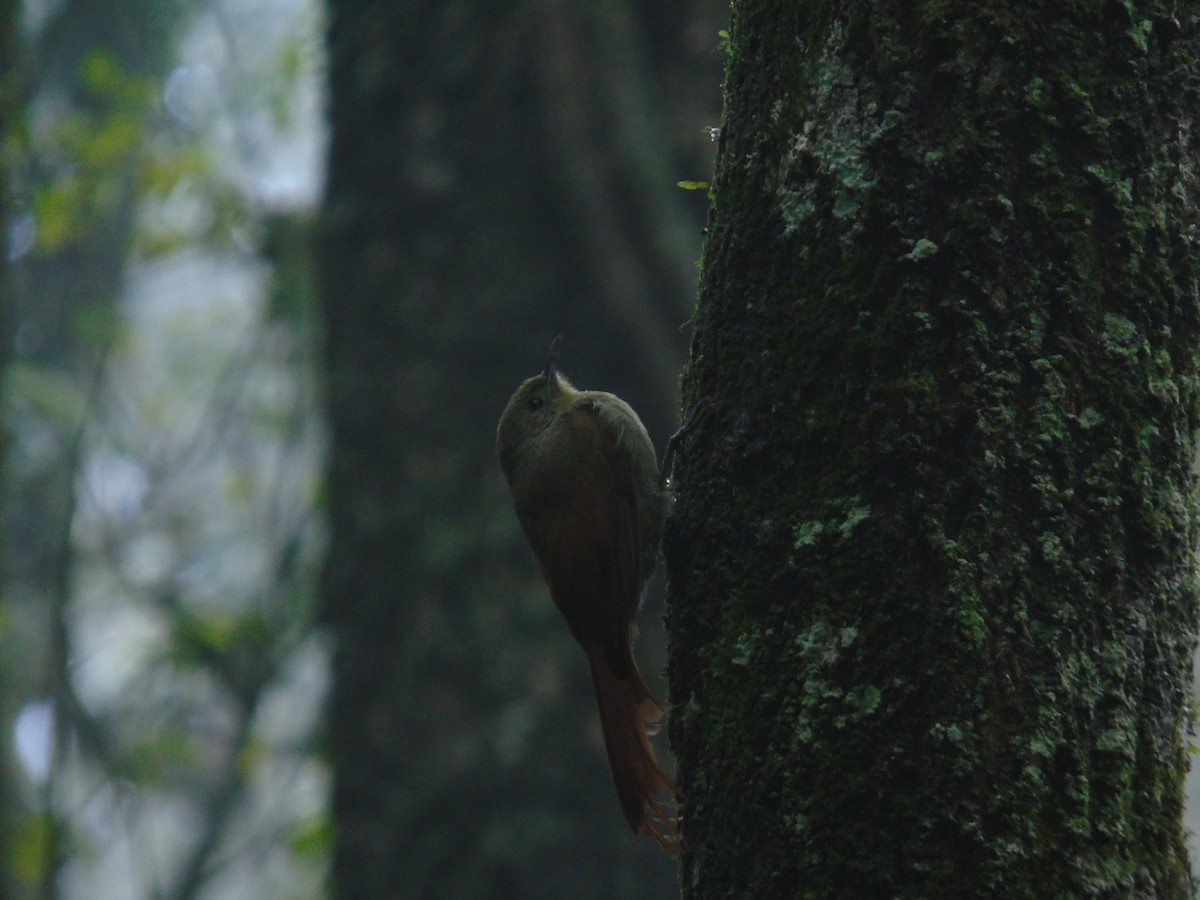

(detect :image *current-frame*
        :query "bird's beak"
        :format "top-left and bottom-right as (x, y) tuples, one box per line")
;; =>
(544, 335), (562, 389)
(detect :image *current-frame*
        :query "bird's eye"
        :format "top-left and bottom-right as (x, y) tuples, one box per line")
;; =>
(528, 396), (544, 411)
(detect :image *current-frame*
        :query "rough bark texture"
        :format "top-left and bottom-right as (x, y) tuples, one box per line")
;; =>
(667, 2), (1200, 897)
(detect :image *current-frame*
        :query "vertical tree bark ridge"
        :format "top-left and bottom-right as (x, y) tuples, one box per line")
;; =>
(668, 2), (1200, 896)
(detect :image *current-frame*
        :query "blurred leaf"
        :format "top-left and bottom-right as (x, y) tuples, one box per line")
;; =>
(73, 301), (121, 346)
(676, 180), (710, 190)
(269, 35), (308, 128)
(80, 48), (122, 93)
(288, 814), (333, 859)
(140, 145), (210, 195)
(32, 177), (85, 251)
(279, 30), (309, 83)
(80, 48), (155, 107)
(78, 112), (143, 169)
(6, 363), (88, 426)
(116, 732), (197, 784)
(10, 812), (61, 882)
(171, 608), (273, 667)
(237, 739), (265, 778)
(28, 53), (158, 254)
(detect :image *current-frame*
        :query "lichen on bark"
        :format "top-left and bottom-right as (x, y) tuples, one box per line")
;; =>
(667, 2), (1200, 897)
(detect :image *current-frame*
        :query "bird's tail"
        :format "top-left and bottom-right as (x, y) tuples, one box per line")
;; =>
(586, 647), (680, 851)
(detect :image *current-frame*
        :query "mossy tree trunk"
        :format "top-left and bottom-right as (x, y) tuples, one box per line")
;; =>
(667, 2), (1200, 897)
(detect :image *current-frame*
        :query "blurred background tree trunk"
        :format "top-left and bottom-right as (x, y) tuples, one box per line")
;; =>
(668, 1), (1200, 896)
(318, 1), (722, 896)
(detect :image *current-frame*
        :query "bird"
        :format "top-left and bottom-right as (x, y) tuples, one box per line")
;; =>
(496, 337), (679, 849)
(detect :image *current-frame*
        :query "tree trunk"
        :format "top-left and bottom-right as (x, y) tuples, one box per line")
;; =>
(667, 2), (1200, 897)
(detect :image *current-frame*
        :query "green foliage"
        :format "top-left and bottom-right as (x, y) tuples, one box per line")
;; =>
(80, 48), (155, 106)
(115, 733), (198, 785)
(287, 814), (332, 859)
(9, 813), (64, 884)
(72, 301), (123, 346)
(4, 3), (332, 898)
(5, 363), (88, 426)
(170, 608), (273, 670)
(24, 46), (244, 259)
(30, 50), (155, 252)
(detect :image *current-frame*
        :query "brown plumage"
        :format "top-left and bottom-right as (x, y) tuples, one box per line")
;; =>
(496, 339), (678, 849)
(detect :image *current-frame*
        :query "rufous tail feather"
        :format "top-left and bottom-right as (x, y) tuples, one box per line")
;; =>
(586, 647), (681, 852)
